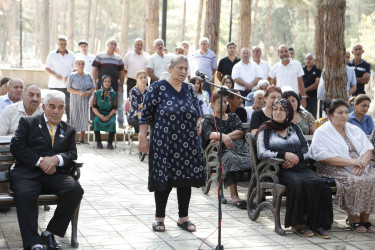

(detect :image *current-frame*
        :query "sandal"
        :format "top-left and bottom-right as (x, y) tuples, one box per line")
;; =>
(312, 228), (330, 239)
(75, 140), (81, 144)
(177, 221), (196, 232)
(152, 221), (165, 232)
(348, 222), (367, 232)
(291, 226), (314, 237)
(363, 222), (375, 232)
(233, 200), (247, 210)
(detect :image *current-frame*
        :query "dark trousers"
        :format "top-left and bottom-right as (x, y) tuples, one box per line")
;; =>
(94, 131), (115, 144)
(50, 88), (70, 123)
(11, 174), (84, 248)
(154, 186), (191, 218)
(126, 78), (137, 99)
(306, 97), (318, 119)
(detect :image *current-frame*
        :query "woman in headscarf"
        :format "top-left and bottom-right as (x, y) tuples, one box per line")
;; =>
(256, 98), (333, 238)
(91, 75), (117, 150)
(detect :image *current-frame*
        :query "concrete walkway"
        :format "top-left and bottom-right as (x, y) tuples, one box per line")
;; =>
(1, 142), (375, 250)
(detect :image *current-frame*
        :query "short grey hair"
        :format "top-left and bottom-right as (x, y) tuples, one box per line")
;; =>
(44, 90), (65, 105)
(57, 36), (67, 42)
(23, 84), (40, 94)
(278, 44), (288, 52)
(134, 38), (143, 44)
(252, 46), (262, 53)
(199, 37), (209, 44)
(153, 38), (164, 47)
(241, 47), (251, 54)
(305, 53), (315, 59)
(106, 38), (117, 45)
(352, 43), (363, 51)
(169, 55), (189, 68)
(253, 90), (265, 99)
(257, 79), (269, 88)
(181, 41), (189, 47)
(7, 78), (24, 87)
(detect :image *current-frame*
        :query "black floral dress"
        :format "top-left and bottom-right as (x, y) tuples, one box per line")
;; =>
(140, 80), (206, 192)
(202, 113), (252, 186)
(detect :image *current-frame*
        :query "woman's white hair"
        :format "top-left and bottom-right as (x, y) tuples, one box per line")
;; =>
(44, 90), (65, 105)
(169, 55), (189, 68)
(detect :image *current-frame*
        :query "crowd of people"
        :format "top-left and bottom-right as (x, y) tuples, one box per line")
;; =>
(0, 35), (374, 249)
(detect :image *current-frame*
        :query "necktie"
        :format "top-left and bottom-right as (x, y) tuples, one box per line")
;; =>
(48, 122), (56, 146)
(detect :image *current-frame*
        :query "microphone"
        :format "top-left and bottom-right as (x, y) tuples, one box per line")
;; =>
(195, 70), (209, 82)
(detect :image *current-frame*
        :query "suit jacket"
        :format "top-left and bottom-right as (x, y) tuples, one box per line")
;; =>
(10, 114), (77, 180)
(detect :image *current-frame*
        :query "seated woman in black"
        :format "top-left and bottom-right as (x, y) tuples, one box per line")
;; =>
(203, 91), (252, 209)
(256, 98), (333, 238)
(250, 85), (282, 134)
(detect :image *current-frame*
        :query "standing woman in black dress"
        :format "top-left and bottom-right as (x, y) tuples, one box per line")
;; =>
(138, 55), (205, 233)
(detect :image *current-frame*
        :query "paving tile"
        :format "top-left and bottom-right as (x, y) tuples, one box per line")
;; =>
(1, 143), (375, 249)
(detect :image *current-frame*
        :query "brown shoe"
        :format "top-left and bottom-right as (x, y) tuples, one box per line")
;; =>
(291, 225), (314, 237)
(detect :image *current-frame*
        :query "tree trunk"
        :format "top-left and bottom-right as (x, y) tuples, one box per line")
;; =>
(67, 0), (75, 51)
(305, 9), (309, 27)
(8, 0), (16, 64)
(263, 0), (272, 60)
(85, 0), (91, 41)
(49, 1), (58, 49)
(89, 0), (97, 54)
(145, 0), (159, 54)
(100, 11), (109, 52)
(203, 0), (221, 55)
(322, 0), (347, 100)
(250, 0), (259, 48)
(314, 0), (324, 69)
(239, 0), (251, 50)
(181, 0), (186, 41)
(33, 0), (40, 63)
(195, 0), (204, 50)
(60, 0), (67, 36)
(40, 0), (50, 62)
(120, 0), (130, 57)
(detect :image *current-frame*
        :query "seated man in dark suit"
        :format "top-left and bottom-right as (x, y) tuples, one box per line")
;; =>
(10, 90), (84, 250)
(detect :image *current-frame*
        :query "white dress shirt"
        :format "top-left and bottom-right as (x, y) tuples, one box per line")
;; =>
(269, 59), (304, 94)
(45, 50), (76, 88)
(232, 61), (262, 91)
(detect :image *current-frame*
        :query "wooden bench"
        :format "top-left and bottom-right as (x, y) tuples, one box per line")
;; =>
(245, 132), (337, 236)
(0, 136), (83, 248)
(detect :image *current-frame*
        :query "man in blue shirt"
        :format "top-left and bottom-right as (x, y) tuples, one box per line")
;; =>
(0, 78), (23, 115)
(347, 44), (370, 96)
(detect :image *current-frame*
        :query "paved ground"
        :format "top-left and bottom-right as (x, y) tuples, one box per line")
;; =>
(1, 141), (375, 250)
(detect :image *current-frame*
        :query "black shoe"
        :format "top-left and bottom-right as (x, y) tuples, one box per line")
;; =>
(41, 234), (62, 250)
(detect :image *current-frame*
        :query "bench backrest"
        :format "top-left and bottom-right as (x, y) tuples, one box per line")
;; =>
(0, 137), (13, 183)
(246, 132), (258, 168)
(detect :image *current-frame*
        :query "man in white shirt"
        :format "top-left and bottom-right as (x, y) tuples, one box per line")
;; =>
(0, 78), (24, 115)
(146, 39), (171, 83)
(76, 40), (95, 74)
(252, 46), (270, 80)
(45, 36), (76, 123)
(232, 47), (262, 97)
(268, 44), (307, 107)
(123, 38), (150, 98)
(0, 84), (43, 136)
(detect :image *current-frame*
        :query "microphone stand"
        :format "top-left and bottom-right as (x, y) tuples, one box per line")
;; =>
(200, 76), (250, 250)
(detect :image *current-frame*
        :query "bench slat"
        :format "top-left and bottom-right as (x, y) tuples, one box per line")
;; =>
(0, 146), (11, 153)
(0, 155), (14, 161)
(0, 163), (13, 171)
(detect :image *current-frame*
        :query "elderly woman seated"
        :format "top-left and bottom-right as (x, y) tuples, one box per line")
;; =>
(310, 99), (375, 233)
(202, 91), (252, 209)
(282, 91), (317, 135)
(257, 98), (333, 238)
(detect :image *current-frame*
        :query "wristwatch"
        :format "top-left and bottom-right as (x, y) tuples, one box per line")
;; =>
(301, 96), (307, 98)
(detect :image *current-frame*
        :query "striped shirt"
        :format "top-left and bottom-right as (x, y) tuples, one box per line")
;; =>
(191, 49), (217, 81)
(92, 51), (124, 85)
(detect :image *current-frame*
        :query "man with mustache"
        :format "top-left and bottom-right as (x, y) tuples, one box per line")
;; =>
(0, 84), (43, 136)
(268, 45), (307, 107)
(10, 90), (83, 250)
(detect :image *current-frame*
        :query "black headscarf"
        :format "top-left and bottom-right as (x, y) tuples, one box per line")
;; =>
(100, 75), (113, 104)
(255, 98), (294, 138)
